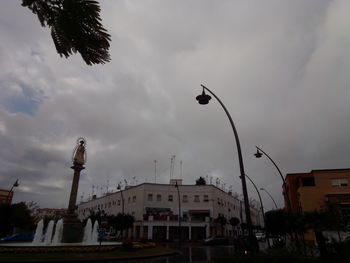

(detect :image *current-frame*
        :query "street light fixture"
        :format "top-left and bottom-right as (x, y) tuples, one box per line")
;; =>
(245, 175), (270, 248)
(6, 179), (19, 203)
(255, 146), (300, 249)
(117, 183), (125, 239)
(174, 181), (181, 246)
(260, 188), (278, 210)
(254, 146), (292, 212)
(196, 84), (253, 239)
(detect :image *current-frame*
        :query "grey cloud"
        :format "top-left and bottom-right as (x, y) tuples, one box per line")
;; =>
(0, 0), (349, 211)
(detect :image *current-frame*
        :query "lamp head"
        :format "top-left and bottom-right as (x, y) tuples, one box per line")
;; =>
(254, 149), (263, 158)
(196, 88), (211, 105)
(117, 184), (121, 190)
(13, 179), (19, 187)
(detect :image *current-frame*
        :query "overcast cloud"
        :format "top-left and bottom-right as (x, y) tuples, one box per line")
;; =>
(1, 0), (349, 210)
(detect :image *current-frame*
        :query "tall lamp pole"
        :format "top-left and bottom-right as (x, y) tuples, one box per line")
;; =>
(254, 146), (300, 249)
(117, 183), (125, 239)
(260, 188), (278, 210)
(254, 146), (292, 212)
(196, 84), (253, 239)
(6, 179), (19, 203)
(245, 175), (270, 248)
(175, 181), (181, 246)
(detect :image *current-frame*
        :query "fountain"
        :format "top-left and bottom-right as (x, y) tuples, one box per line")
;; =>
(83, 218), (92, 244)
(44, 220), (55, 245)
(91, 221), (99, 244)
(51, 219), (63, 245)
(32, 219), (44, 244)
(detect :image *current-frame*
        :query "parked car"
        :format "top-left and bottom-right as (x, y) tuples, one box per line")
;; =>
(0, 233), (34, 242)
(255, 232), (266, 241)
(203, 236), (228, 245)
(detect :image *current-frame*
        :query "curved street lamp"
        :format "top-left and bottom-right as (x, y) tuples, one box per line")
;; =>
(260, 188), (278, 210)
(6, 179), (19, 203)
(245, 175), (270, 247)
(174, 181), (181, 246)
(255, 146), (301, 249)
(254, 146), (292, 212)
(196, 84), (253, 239)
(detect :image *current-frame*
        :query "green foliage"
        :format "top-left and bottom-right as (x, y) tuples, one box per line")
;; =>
(195, 176), (206, 185)
(22, 0), (111, 65)
(0, 202), (35, 237)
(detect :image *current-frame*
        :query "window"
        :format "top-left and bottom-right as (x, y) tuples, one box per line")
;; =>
(133, 196), (136, 202)
(108, 202), (111, 208)
(204, 195), (209, 202)
(117, 200), (120, 206)
(194, 195), (200, 202)
(301, 177), (315, 187)
(183, 195), (188, 203)
(168, 195), (173, 201)
(332, 179), (348, 187)
(157, 194), (162, 201)
(128, 197), (131, 204)
(148, 194), (153, 201)
(217, 198), (220, 205)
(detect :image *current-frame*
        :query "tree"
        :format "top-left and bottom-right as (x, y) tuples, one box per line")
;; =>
(265, 209), (289, 237)
(0, 202), (35, 237)
(215, 215), (227, 236)
(22, 0), (111, 65)
(195, 176), (206, 185)
(107, 213), (134, 239)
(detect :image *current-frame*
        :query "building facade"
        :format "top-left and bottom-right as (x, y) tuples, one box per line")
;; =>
(285, 169), (350, 222)
(0, 189), (13, 204)
(77, 180), (261, 241)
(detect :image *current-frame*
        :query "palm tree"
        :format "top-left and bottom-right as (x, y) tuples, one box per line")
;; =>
(22, 0), (111, 65)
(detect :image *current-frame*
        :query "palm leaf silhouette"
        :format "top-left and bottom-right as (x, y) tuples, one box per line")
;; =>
(22, 0), (111, 65)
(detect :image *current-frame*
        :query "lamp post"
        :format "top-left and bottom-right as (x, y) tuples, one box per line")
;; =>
(117, 183), (125, 239)
(260, 188), (278, 210)
(255, 146), (300, 249)
(6, 179), (19, 203)
(245, 175), (270, 247)
(254, 146), (292, 212)
(174, 181), (181, 246)
(196, 84), (253, 239)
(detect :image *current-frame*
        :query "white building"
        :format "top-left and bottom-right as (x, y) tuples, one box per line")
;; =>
(77, 180), (261, 241)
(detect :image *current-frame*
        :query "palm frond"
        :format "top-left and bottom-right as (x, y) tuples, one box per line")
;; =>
(22, 0), (111, 65)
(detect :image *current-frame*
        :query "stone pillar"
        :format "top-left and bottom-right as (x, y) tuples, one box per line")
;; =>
(68, 165), (84, 213)
(62, 164), (84, 243)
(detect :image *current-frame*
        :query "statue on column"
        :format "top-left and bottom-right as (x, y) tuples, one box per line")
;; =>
(72, 138), (86, 166)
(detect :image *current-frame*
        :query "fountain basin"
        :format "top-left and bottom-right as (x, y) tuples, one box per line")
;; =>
(0, 242), (122, 253)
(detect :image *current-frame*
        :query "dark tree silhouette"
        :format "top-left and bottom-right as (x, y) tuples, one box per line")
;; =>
(22, 0), (111, 65)
(0, 202), (35, 237)
(195, 176), (206, 185)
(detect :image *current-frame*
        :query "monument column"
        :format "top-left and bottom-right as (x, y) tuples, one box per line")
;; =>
(62, 138), (86, 243)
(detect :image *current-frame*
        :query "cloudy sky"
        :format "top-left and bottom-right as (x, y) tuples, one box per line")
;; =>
(1, 0), (350, 211)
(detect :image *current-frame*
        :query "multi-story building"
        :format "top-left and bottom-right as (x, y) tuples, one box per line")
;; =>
(285, 169), (350, 221)
(77, 179), (261, 241)
(0, 189), (12, 204)
(34, 208), (67, 222)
